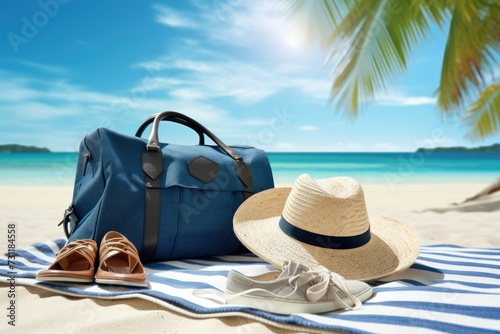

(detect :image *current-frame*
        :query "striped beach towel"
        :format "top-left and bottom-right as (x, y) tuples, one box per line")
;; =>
(1, 239), (499, 333)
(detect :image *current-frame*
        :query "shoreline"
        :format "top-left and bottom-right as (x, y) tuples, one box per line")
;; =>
(2, 151), (500, 187)
(1, 182), (499, 249)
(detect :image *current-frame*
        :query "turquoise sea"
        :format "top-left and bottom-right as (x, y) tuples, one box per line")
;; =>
(1, 152), (499, 186)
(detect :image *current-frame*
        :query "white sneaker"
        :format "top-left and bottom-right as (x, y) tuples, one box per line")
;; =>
(225, 260), (373, 315)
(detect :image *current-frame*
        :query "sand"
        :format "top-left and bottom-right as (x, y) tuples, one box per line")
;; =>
(1, 182), (499, 333)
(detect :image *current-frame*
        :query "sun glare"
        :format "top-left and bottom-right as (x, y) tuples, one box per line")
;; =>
(286, 32), (304, 48)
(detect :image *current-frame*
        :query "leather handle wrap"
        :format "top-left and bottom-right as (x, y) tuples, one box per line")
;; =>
(135, 113), (205, 146)
(146, 111), (242, 161)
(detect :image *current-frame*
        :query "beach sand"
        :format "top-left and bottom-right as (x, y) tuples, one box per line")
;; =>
(1, 182), (499, 333)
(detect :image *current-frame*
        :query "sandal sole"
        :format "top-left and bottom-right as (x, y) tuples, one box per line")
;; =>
(36, 275), (94, 284)
(226, 286), (373, 314)
(95, 278), (149, 288)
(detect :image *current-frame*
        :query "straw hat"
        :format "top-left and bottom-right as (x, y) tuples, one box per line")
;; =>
(233, 174), (420, 281)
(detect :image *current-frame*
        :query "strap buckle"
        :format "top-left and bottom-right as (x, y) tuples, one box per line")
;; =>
(58, 206), (79, 238)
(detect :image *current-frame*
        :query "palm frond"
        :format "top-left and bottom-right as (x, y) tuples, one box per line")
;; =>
(437, 1), (500, 112)
(466, 83), (500, 140)
(283, 0), (500, 143)
(330, 0), (447, 116)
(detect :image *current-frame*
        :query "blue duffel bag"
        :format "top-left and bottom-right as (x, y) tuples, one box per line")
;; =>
(61, 111), (274, 262)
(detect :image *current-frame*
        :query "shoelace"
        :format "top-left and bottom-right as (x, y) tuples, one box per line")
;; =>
(291, 266), (362, 309)
(226, 266), (362, 310)
(277, 260), (308, 279)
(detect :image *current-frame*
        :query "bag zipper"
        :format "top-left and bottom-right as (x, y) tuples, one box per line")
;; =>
(82, 136), (93, 176)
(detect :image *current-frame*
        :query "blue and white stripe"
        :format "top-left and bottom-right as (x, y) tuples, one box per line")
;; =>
(1, 241), (499, 333)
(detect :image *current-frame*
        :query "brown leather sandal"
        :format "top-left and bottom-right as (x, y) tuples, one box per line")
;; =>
(36, 239), (97, 283)
(95, 231), (149, 288)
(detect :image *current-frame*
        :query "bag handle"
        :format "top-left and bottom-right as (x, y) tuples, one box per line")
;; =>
(135, 113), (205, 145)
(145, 111), (242, 161)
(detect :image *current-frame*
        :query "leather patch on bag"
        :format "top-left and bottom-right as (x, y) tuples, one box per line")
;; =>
(188, 156), (219, 183)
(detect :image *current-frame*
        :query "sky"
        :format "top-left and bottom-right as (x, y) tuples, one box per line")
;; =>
(1, 0), (499, 152)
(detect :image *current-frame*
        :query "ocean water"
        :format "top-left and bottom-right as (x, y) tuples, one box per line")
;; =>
(268, 152), (500, 185)
(0, 152), (499, 186)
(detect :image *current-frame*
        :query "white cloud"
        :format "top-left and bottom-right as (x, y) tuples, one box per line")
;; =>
(133, 50), (330, 105)
(5, 102), (80, 120)
(169, 88), (210, 101)
(151, 1), (295, 49)
(44, 81), (117, 104)
(290, 78), (331, 101)
(215, 4), (283, 46)
(299, 125), (319, 131)
(0, 72), (126, 127)
(129, 97), (229, 124)
(0, 75), (117, 106)
(0, 78), (41, 101)
(0, 70), (290, 151)
(134, 59), (171, 71)
(141, 3), (332, 106)
(132, 77), (184, 93)
(0, 3), (335, 151)
(110, 94), (280, 139)
(153, 4), (199, 28)
(189, 0), (285, 47)
(275, 64), (305, 74)
(13, 60), (68, 75)
(376, 91), (437, 106)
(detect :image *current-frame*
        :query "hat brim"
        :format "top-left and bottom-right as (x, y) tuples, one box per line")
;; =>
(234, 187), (420, 281)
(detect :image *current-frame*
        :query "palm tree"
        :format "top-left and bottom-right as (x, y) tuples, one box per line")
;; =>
(284, 0), (500, 201)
